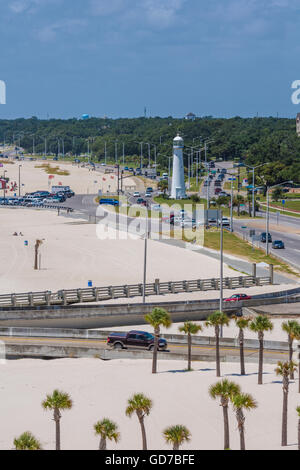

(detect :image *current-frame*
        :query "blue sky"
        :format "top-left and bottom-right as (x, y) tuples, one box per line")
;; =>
(1, 0), (300, 119)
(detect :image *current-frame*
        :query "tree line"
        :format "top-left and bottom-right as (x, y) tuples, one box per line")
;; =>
(1, 116), (300, 184)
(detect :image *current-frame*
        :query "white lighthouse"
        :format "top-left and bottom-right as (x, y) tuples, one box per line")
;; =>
(170, 134), (186, 199)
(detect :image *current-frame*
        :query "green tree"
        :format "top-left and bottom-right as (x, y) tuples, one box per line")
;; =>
(275, 361), (297, 447)
(94, 419), (120, 450)
(230, 393), (257, 451)
(233, 194), (245, 217)
(206, 311), (230, 377)
(250, 316), (273, 385)
(42, 390), (73, 451)
(233, 316), (252, 376)
(163, 425), (191, 450)
(126, 393), (152, 450)
(145, 307), (172, 374)
(209, 379), (241, 450)
(281, 320), (300, 380)
(14, 432), (42, 451)
(178, 322), (203, 371)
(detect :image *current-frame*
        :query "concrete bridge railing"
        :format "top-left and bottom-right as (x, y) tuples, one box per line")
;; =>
(0, 275), (272, 309)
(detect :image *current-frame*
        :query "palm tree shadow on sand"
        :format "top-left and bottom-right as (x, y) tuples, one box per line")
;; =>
(159, 367), (216, 374)
(224, 372), (272, 378)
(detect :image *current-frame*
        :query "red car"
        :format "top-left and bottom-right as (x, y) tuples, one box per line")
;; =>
(224, 293), (252, 302)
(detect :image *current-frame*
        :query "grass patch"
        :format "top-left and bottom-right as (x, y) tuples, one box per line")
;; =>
(35, 164), (70, 176)
(169, 227), (298, 277)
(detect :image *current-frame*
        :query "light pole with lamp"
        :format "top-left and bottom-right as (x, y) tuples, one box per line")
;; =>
(243, 163), (269, 218)
(266, 181), (293, 255)
(18, 165), (22, 197)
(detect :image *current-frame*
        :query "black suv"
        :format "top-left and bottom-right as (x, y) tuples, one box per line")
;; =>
(260, 232), (272, 243)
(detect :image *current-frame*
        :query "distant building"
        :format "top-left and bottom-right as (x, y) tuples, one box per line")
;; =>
(185, 112), (196, 121)
(297, 113), (300, 136)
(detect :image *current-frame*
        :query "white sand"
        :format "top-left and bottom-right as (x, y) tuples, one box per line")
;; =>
(0, 159), (135, 195)
(0, 208), (240, 294)
(0, 358), (298, 450)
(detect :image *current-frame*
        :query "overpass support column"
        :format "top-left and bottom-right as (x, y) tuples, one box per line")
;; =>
(252, 263), (257, 279)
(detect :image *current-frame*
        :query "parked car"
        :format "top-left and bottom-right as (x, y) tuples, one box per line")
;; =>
(99, 198), (119, 206)
(272, 240), (285, 249)
(145, 192), (152, 198)
(260, 232), (272, 243)
(224, 294), (252, 302)
(133, 191), (140, 197)
(107, 330), (168, 351)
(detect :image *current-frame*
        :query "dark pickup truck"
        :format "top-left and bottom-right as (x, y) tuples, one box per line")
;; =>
(107, 330), (168, 351)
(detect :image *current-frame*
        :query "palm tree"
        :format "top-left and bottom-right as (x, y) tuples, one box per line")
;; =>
(297, 407), (300, 451)
(145, 307), (172, 374)
(282, 321), (300, 380)
(275, 361), (297, 447)
(233, 194), (245, 217)
(126, 393), (152, 450)
(178, 321), (203, 371)
(163, 425), (191, 450)
(206, 311), (229, 377)
(233, 316), (252, 376)
(42, 389), (73, 450)
(209, 379), (241, 450)
(250, 316), (273, 385)
(230, 393), (257, 450)
(94, 418), (120, 450)
(14, 431), (42, 451)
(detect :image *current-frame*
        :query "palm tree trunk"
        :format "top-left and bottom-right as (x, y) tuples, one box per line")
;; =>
(173, 442), (179, 451)
(289, 337), (294, 380)
(239, 329), (245, 376)
(222, 403), (230, 450)
(258, 333), (264, 385)
(152, 327), (159, 374)
(216, 326), (221, 377)
(99, 437), (106, 450)
(188, 333), (192, 371)
(54, 409), (61, 451)
(237, 409), (246, 451)
(139, 417), (147, 450)
(282, 383), (288, 447)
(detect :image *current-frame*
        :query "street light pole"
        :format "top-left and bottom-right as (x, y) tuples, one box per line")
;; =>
(143, 205), (149, 304)
(18, 165), (21, 197)
(220, 212), (224, 337)
(266, 180), (293, 255)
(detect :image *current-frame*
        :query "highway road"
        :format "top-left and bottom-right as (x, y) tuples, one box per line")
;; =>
(200, 162), (300, 269)
(0, 335), (289, 363)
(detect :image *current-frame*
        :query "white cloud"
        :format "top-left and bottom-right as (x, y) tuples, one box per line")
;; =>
(143, 0), (186, 27)
(37, 18), (87, 42)
(90, 0), (124, 16)
(89, 0), (186, 28)
(9, 0), (46, 14)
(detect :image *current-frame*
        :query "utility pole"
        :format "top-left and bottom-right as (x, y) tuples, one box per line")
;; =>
(115, 141), (118, 164)
(18, 165), (21, 197)
(143, 204), (149, 304)
(220, 212), (224, 337)
(122, 142), (125, 165)
(104, 141), (107, 165)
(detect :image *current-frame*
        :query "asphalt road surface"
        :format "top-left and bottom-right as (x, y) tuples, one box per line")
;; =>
(0, 336), (288, 363)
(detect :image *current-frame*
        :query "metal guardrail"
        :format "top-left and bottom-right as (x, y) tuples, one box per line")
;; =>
(0, 202), (74, 212)
(0, 275), (272, 308)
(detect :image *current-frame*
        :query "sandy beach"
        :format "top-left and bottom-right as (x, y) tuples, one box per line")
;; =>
(0, 159), (130, 195)
(0, 358), (298, 451)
